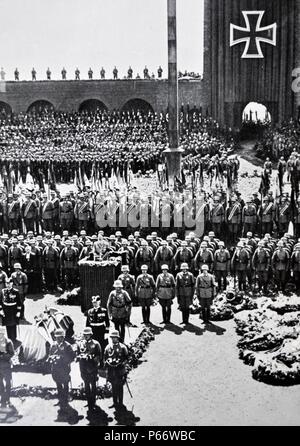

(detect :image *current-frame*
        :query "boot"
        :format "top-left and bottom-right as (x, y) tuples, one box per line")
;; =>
(207, 308), (211, 323)
(162, 307), (167, 323)
(166, 307), (171, 323)
(185, 309), (190, 324)
(146, 307), (151, 324)
(141, 308), (146, 324)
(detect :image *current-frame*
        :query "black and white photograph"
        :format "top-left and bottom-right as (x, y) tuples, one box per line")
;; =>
(0, 0), (299, 431)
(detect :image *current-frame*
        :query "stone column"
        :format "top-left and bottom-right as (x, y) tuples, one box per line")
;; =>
(295, 0), (300, 117)
(163, 0), (183, 186)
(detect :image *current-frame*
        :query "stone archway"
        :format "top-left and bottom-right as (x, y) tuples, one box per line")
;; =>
(27, 100), (55, 114)
(79, 99), (108, 113)
(121, 98), (154, 114)
(242, 102), (271, 123)
(0, 101), (12, 116)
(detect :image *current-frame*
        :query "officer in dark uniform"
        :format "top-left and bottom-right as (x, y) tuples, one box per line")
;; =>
(175, 263), (195, 325)
(86, 295), (109, 355)
(0, 278), (22, 343)
(0, 326), (14, 409)
(104, 330), (128, 410)
(76, 327), (101, 413)
(47, 328), (75, 414)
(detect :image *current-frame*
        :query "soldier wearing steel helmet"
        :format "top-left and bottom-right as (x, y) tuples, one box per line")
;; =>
(271, 240), (290, 293)
(75, 327), (101, 413)
(47, 328), (75, 415)
(104, 330), (128, 410)
(175, 263), (195, 325)
(107, 280), (132, 343)
(231, 241), (250, 291)
(156, 264), (175, 324)
(195, 264), (216, 324)
(135, 264), (156, 324)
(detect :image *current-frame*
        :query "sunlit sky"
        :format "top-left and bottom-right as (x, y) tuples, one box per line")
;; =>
(0, 0), (204, 80)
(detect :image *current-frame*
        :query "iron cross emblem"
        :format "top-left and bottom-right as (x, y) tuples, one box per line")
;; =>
(230, 11), (277, 59)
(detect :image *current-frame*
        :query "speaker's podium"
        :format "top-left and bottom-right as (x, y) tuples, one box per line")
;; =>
(78, 255), (122, 312)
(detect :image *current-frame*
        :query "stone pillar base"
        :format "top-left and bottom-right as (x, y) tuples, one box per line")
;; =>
(163, 147), (184, 187)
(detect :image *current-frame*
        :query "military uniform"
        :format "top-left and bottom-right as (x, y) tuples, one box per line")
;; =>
(231, 246), (250, 291)
(175, 269), (195, 324)
(260, 199), (275, 235)
(156, 271), (175, 323)
(0, 286), (22, 342)
(291, 247), (300, 292)
(134, 246), (153, 272)
(0, 334), (14, 408)
(42, 245), (60, 291)
(104, 339), (128, 408)
(21, 198), (37, 233)
(77, 337), (101, 410)
(271, 247), (290, 292)
(194, 246), (214, 273)
(195, 270), (216, 323)
(7, 197), (21, 232)
(60, 245), (78, 290)
(275, 200), (291, 237)
(252, 245), (270, 293)
(226, 201), (241, 243)
(294, 202), (300, 238)
(154, 244), (173, 273)
(210, 201), (225, 239)
(74, 199), (91, 232)
(118, 272), (135, 302)
(173, 246), (194, 272)
(242, 202), (257, 236)
(48, 339), (75, 409)
(135, 272), (156, 323)
(11, 270), (28, 318)
(59, 198), (74, 232)
(107, 289), (132, 343)
(40, 199), (54, 232)
(86, 305), (109, 353)
(213, 246), (230, 291)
